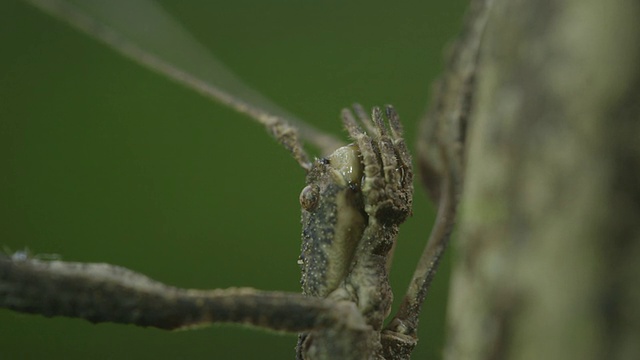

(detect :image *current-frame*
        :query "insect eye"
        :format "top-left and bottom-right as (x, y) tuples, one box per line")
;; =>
(299, 185), (319, 211)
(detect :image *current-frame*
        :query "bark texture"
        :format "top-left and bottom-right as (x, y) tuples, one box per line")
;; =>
(446, 0), (640, 359)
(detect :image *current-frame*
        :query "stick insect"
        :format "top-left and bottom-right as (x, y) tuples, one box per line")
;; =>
(1, 1), (468, 358)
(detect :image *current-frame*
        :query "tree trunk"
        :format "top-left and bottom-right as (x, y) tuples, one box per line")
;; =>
(446, 0), (640, 359)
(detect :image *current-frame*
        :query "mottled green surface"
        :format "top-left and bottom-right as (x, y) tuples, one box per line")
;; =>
(447, 0), (640, 359)
(0, 1), (467, 358)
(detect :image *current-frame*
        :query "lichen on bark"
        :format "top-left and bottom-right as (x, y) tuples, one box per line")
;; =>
(445, 0), (640, 359)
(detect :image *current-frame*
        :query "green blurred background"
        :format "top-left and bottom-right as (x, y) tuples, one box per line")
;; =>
(0, 1), (467, 358)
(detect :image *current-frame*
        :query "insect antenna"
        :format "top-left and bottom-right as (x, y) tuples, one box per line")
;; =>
(24, 0), (341, 170)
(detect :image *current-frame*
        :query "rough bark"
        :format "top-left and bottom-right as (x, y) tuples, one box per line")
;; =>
(446, 0), (640, 359)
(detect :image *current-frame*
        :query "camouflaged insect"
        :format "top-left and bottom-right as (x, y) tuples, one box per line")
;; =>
(296, 105), (413, 359)
(3, 2), (468, 359)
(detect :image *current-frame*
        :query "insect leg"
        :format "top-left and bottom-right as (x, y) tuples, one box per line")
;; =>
(382, 139), (457, 356)
(341, 107), (382, 200)
(386, 105), (413, 190)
